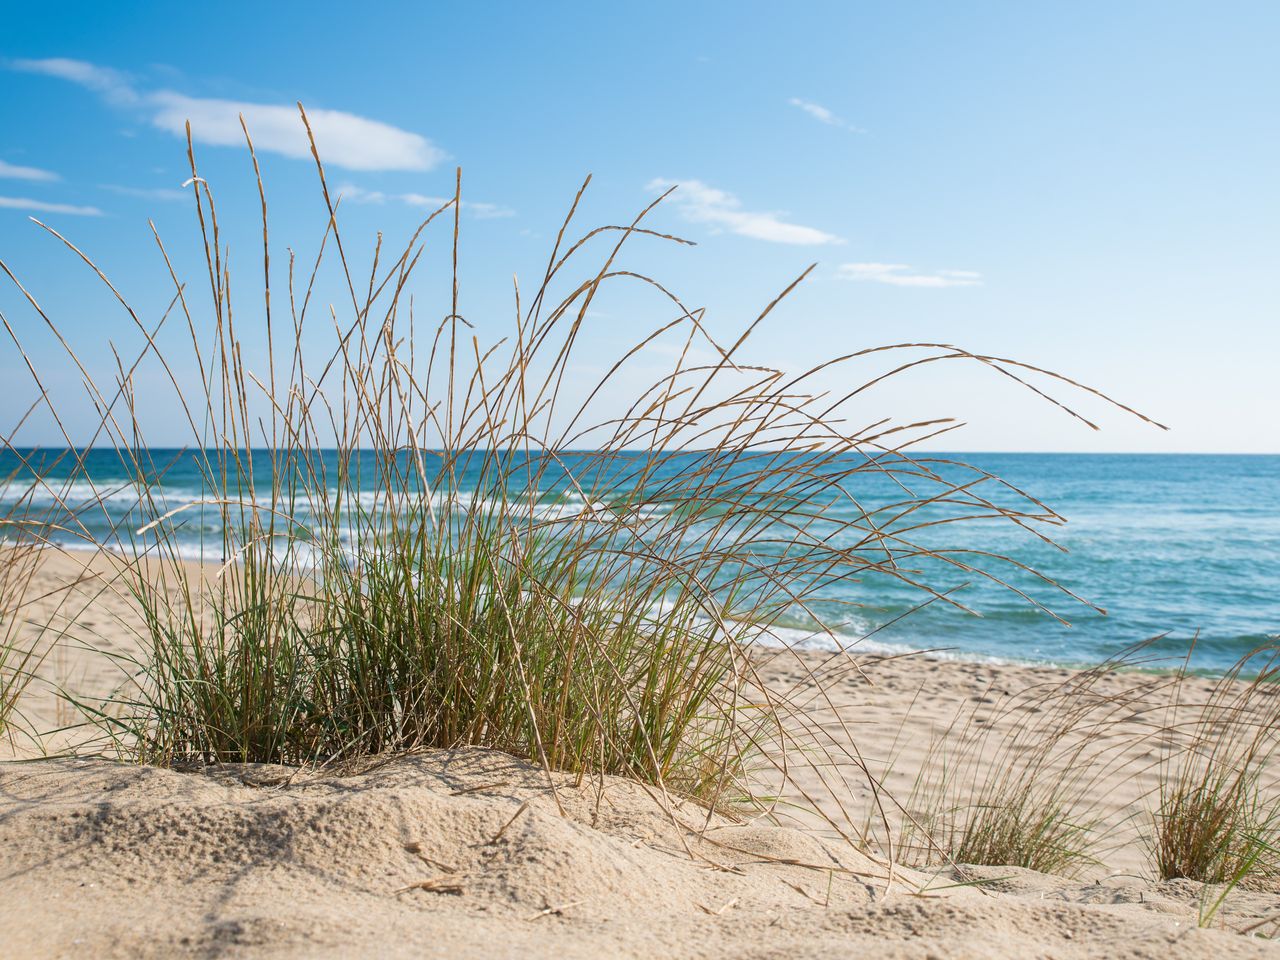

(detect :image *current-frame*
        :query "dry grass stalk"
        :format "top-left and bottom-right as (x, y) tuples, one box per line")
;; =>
(1152, 647), (1280, 888)
(525, 899), (588, 921)
(0, 447), (84, 743)
(895, 642), (1178, 876)
(394, 878), (466, 895)
(0, 105), (1157, 856)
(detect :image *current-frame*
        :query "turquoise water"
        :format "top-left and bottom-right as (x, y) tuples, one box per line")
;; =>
(880, 453), (1279, 670)
(3, 450), (1276, 673)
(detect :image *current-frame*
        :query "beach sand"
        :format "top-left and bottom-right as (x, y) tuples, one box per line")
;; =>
(2, 549), (1276, 958)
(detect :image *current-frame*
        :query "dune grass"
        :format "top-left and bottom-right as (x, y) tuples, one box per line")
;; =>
(0, 460), (59, 741)
(1151, 648), (1280, 888)
(886, 642), (1280, 883)
(0, 107), (1162, 821)
(895, 644), (1176, 876)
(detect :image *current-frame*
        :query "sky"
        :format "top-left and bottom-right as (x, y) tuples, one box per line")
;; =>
(1, 1), (1277, 452)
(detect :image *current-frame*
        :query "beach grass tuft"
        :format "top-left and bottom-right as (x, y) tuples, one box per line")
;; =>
(1151, 648), (1280, 888)
(897, 644), (1174, 876)
(0, 107), (1157, 821)
(0, 460), (61, 741)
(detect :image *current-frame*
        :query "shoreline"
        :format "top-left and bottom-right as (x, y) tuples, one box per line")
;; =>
(14, 541), (1242, 679)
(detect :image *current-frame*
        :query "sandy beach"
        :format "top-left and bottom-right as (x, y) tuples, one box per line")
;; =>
(5, 2), (1279, 954)
(3, 548), (1276, 958)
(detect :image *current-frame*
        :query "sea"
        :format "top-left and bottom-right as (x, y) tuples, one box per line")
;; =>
(2, 450), (1276, 675)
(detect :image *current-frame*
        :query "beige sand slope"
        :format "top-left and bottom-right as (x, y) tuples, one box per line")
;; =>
(3, 749), (1278, 959)
(2, 550), (1278, 957)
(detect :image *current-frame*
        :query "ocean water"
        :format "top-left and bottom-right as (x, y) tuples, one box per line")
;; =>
(2, 450), (1276, 674)
(879, 453), (1280, 671)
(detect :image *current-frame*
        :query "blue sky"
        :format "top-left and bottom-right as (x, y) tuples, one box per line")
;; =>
(1, 1), (1276, 451)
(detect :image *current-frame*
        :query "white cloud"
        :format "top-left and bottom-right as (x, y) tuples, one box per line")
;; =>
(338, 183), (514, 219)
(101, 184), (187, 202)
(790, 98), (836, 124)
(464, 202), (513, 220)
(149, 93), (443, 172)
(337, 184), (389, 203)
(647, 178), (843, 246)
(837, 263), (983, 288)
(0, 195), (103, 216)
(637, 339), (722, 366)
(11, 58), (443, 172)
(0, 159), (59, 182)
(401, 192), (514, 219)
(788, 98), (865, 133)
(11, 57), (139, 106)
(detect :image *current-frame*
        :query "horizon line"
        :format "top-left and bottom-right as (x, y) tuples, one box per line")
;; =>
(3, 445), (1277, 457)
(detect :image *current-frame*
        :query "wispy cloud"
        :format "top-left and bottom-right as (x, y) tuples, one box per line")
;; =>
(151, 94), (443, 171)
(0, 159), (59, 182)
(837, 263), (983, 288)
(338, 183), (514, 219)
(0, 196), (103, 216)
(788, 98), (865, 133)
(10, 58), (443, 172)
(400, 192), (513, 219)
(101, 184), (188, 202)
(647, 178), (843, 246)
(636, 339), (722, 366)
(11, 57), (138, 106)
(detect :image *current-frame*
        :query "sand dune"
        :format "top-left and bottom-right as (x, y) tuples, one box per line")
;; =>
(4, 750), (1278, 959)
(2, 550), (1277, 957)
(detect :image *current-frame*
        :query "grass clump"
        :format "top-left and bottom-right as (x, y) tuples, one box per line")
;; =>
(0, 459), (60, 741)
(1151, 648), (1280, 887)
(898, 644), (1173, 876)
(0, 107), (1158, 817)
